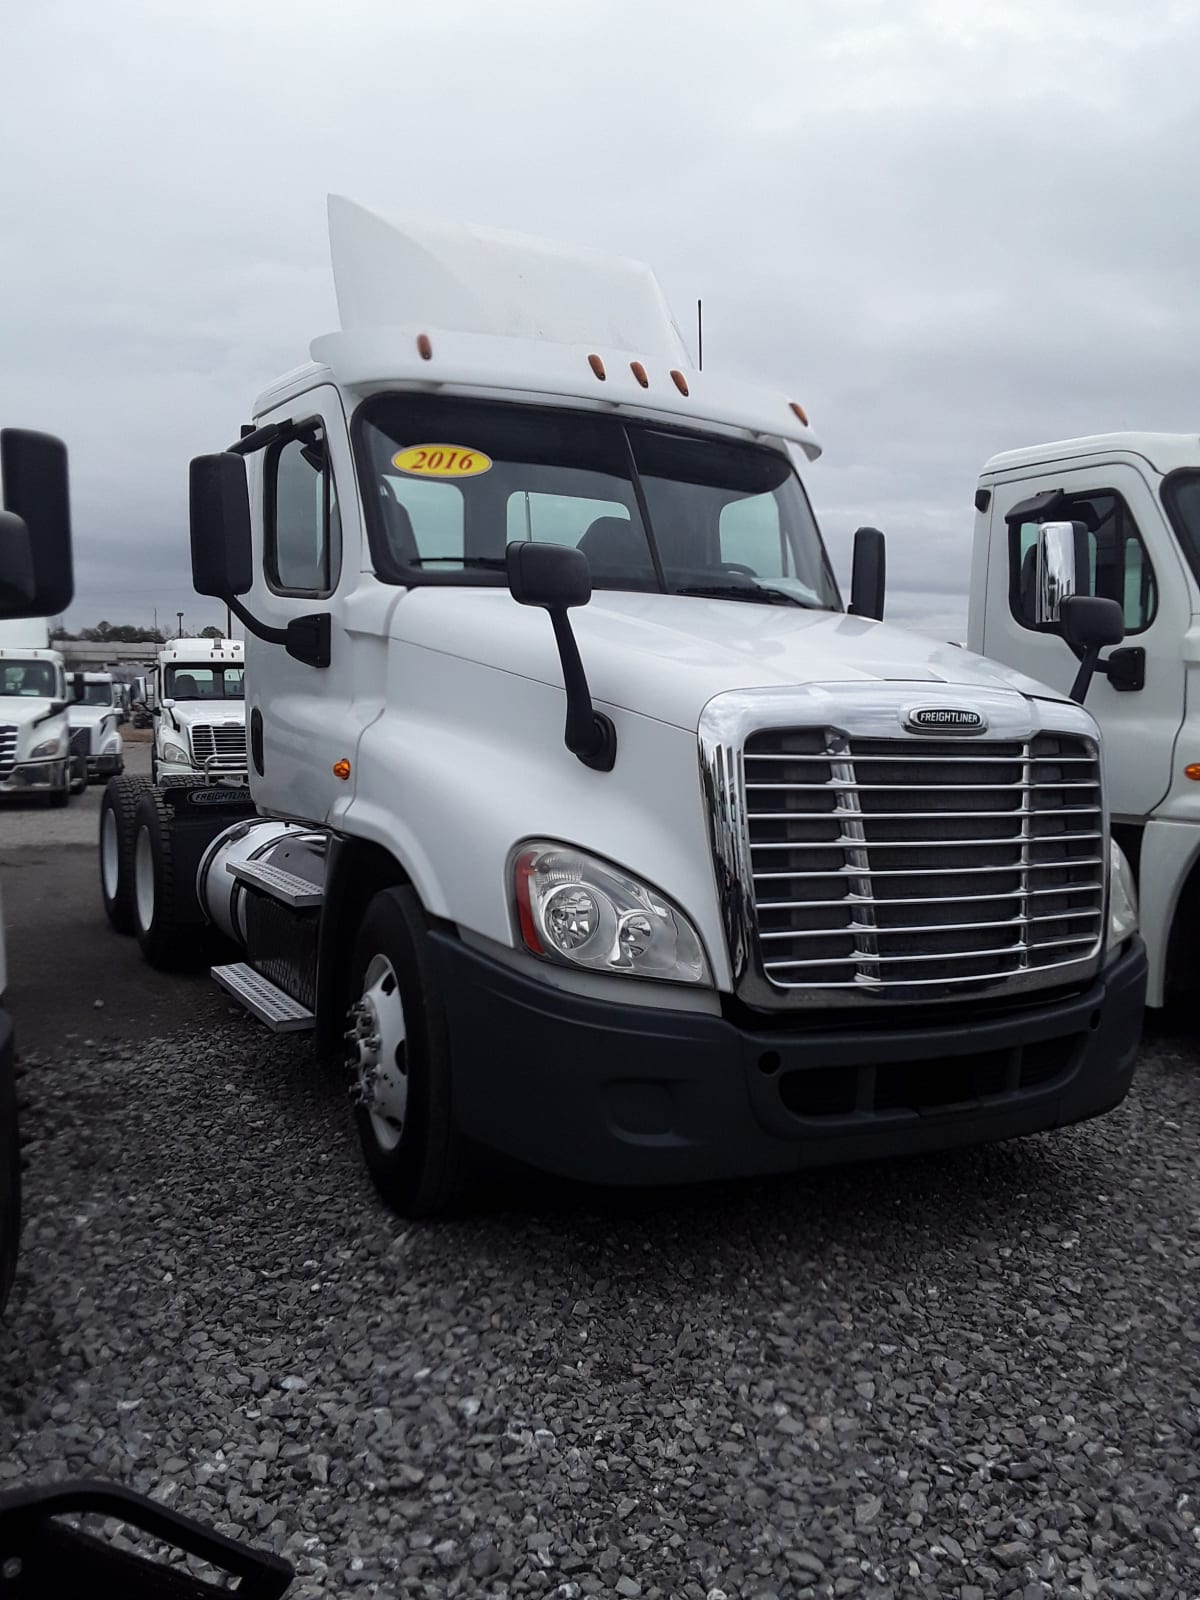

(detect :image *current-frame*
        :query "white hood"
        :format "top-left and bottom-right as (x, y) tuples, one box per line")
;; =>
(394, 590), (1071, 732)
(1, 699), (64, 735)
(165, 702), (246, 732)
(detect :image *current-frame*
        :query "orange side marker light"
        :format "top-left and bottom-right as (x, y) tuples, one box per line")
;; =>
(333, 759), (351, 781)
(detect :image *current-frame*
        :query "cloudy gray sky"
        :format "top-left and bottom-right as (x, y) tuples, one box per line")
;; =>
(2, 0), (1198, 641)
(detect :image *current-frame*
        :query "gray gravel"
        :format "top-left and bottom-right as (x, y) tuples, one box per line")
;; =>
(3, 1015), (1200, 1599)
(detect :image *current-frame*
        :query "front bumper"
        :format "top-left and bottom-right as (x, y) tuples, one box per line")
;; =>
(86, 753), (123, 779)
(433, 934), (1147, 1186)
(0, 759), (68, 796)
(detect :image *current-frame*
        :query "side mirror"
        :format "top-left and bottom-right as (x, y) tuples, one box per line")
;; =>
(1035, 520), (1090, 625)
(506, 541), (615, 771)
(189, 453), (253, 599)
(848, 526), (885, 620)
(0, 430), (74, 619)
(506, 540), (592, 610)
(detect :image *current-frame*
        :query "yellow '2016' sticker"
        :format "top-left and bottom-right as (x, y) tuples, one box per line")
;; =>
(391, 444), (492, 479)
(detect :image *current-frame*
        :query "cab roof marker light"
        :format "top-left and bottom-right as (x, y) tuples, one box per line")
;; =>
(416, 334), (433, 361)
(630, 361), (649, 389)
(790, 401), (809, 426)
(670, 370), (689, 396)
(588, 354), (606, 380)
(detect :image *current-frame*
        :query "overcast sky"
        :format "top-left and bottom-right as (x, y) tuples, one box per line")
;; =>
(2, 0), (1198, 641)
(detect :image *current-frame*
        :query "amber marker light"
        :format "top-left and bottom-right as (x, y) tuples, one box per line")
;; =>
(630, 361), (649, 388)
(416, 334), (433, 360)
(790, 401), (809, 425)
(333, 759), (351, 781)
(1185, 763), (1200, 781)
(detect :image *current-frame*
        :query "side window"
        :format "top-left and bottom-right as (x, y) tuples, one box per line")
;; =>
(719, 493), (787, 577)
(267, 427), (340, 595)
(1009, 490), (1157, 633)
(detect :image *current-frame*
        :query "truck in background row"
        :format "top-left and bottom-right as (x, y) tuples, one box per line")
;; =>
(0, 617), (72, 807)
(100, 198), (1146, 1216)
(0, 429), (73, 1313)
(971, 433), (1200, 1009)
(150, 637), (246, 784)
(67, 670), (124, 786)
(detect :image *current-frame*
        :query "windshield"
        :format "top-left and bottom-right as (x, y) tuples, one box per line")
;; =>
(1, 659), (57, 698)
(164, 664), (244, 700)
(80, 682), (114, 706)
(356, 396), (841, 609)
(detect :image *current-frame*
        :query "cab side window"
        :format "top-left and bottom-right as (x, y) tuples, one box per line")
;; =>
(266, 426), (341, 595)
(1010, 489), (1157, 634)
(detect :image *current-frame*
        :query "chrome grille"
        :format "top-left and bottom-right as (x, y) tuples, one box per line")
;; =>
(0, 725), (16, 778)
(189, 722), (247, 773)
(744, 728), (1104, 994)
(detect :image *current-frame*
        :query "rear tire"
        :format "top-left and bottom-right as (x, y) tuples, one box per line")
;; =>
(100, 776), (153, 934)
(345, 887), (472, 1217)
(131, 790), (197, 970)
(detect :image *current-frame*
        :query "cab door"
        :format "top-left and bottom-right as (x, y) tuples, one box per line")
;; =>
(242, 385), (362, 823)
(981, 459), (1189, 821)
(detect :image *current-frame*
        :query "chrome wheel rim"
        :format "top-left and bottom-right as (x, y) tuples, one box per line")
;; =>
(346, 953), (408, 1152)
(134, 825), (155, 933)
(101, 809), (120, 901)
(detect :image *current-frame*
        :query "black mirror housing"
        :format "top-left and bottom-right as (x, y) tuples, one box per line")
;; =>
(1061, 595), (1124, 652)
(0, 511), (36, 611)
(189, 453), (253, 599)
(0, 430), (73, 619)
(849, 526), (886, 621)
(506, 541), (592, 610)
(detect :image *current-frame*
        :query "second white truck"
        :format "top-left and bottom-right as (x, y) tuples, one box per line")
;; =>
(970, 433), (1200, 1008)
(0, 618), (71, 807)
(67, 671), (124, 786)
(100, 199), (1146, 1215)
(150, 637), (246, 784)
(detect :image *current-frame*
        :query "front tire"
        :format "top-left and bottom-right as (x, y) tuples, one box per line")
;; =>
(131, 790), (196, 970)
(100, 776), (152, 934)
(345, 887), (471, 1217)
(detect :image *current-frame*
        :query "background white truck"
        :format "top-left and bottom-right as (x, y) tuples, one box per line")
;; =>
(0, 429), (74, 1312)
(67, 670), (124, 786)
(100, 198), (1145, 1216)
(0, 618), (71, 807)
(970, 433), (1200, 1008)
(150, 637), (246, 783)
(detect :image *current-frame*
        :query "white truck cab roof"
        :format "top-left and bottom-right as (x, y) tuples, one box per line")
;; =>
(159, 638), (243, 666)
(254, 197), (822, 463)
(981, 432), (1200, 478)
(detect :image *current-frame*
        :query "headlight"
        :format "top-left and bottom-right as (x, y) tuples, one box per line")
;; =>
(513, 842), (711, 985)
(29, 736), (64, 759)
(1107, 839), (1138, 954)
(161, 741), (190, 765)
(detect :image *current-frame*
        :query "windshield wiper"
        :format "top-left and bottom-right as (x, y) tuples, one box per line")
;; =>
(671, 582), (822, 610)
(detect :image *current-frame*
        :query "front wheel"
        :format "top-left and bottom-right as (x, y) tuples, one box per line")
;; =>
(345, 887), (472, 1217)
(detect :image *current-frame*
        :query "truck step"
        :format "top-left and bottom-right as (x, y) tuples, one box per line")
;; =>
(212, 962), (315, 1032)
(229, 858), (324, 908)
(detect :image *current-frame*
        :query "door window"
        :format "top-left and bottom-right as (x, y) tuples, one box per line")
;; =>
(1009, 489), (1157, 633)
(266, 426), (341, 595)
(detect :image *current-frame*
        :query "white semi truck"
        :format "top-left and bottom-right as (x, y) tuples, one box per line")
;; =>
(970, 433), (1200, 1009)
(150, 637), (246, 783)
(100, 198), (1146, 1216)
(67, 670), (124, 786)
(0, 618), (71, 807)
(0, 429), (73, 1312)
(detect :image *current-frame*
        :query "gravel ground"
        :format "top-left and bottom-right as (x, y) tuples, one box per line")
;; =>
(0, 733), (150, 847)
(2, 1014), (1200, 1598)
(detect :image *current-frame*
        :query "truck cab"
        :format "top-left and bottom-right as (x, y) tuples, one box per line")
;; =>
(0, 619), (70, 807)
(67, 671), (124, 784)
(151, 638), (246, 783)
(105, 199), (1146, 1216)
(970, 433), (1200, 1007)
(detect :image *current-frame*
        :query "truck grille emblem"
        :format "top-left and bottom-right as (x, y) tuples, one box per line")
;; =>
(904, 706), (986, 734)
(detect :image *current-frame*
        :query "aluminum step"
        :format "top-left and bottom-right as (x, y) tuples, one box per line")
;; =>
(212, 962), (315, 1032)
(229, 858), (324, 908)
